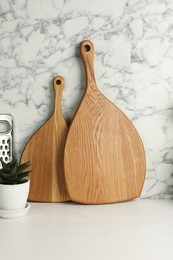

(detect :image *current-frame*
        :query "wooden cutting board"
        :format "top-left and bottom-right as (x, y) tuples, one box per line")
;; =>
(20, 76), (70, 202)
(64, 40), (146, 204)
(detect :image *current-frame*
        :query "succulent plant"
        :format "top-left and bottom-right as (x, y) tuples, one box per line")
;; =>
(0, 158), (31, 185)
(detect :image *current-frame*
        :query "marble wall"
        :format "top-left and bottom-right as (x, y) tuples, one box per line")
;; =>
(0, 0), (173, 198)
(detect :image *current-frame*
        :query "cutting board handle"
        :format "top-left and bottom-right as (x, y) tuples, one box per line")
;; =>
(53, 76), (64, 119)
(80, 40), (97, 90)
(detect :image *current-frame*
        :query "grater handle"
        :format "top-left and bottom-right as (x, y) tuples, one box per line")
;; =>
(0, 114), (12, 133)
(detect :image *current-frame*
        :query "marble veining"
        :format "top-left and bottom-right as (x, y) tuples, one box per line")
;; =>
(0, 0), (173, 198)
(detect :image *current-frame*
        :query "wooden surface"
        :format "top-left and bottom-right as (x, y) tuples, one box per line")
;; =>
(20, 76), (69, 202)
(64, 40), (146, 204)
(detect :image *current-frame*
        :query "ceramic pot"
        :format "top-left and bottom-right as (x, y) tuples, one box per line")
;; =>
(0, 179), (30, 210)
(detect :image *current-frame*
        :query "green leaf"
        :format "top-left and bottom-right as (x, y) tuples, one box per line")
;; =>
(10, 158), (18, 170)
(1, 172), (12, 178)
(11, 161), (18, 174)
(17, 171), (31, 179)
(17, 161), (31, 172)
(15, 171), (31, 183)
(1, 169), (16, 175)
(1, 172), (16, 180)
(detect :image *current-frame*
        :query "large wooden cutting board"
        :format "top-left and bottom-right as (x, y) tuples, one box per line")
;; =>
(64, 40), (146, 204)
(20, 76), (70, 202)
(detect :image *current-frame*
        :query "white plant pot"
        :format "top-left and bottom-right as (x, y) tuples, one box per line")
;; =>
(0, 179), (30, 210)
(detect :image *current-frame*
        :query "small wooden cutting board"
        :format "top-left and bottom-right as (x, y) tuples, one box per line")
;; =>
(20, 76), (70, 202)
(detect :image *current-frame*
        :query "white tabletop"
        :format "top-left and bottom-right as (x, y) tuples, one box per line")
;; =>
(0, 199), (173, 260)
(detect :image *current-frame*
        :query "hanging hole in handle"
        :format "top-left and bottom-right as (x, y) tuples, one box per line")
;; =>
(56, 79), (61, 85)
(0, 121), (11, 134)
(84, 44), (91, 52)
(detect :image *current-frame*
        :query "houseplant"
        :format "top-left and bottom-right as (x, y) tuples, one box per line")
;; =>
(0, 158), (31, 211)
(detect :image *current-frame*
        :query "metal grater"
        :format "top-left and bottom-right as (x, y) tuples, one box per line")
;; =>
(0, 115), (13, 168)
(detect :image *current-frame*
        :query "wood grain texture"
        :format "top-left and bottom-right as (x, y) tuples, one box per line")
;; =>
(64, 40), (146, 204)
(20, 76), (70, 202)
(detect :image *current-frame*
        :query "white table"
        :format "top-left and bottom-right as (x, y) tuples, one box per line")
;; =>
(0, 200), (173, 260)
